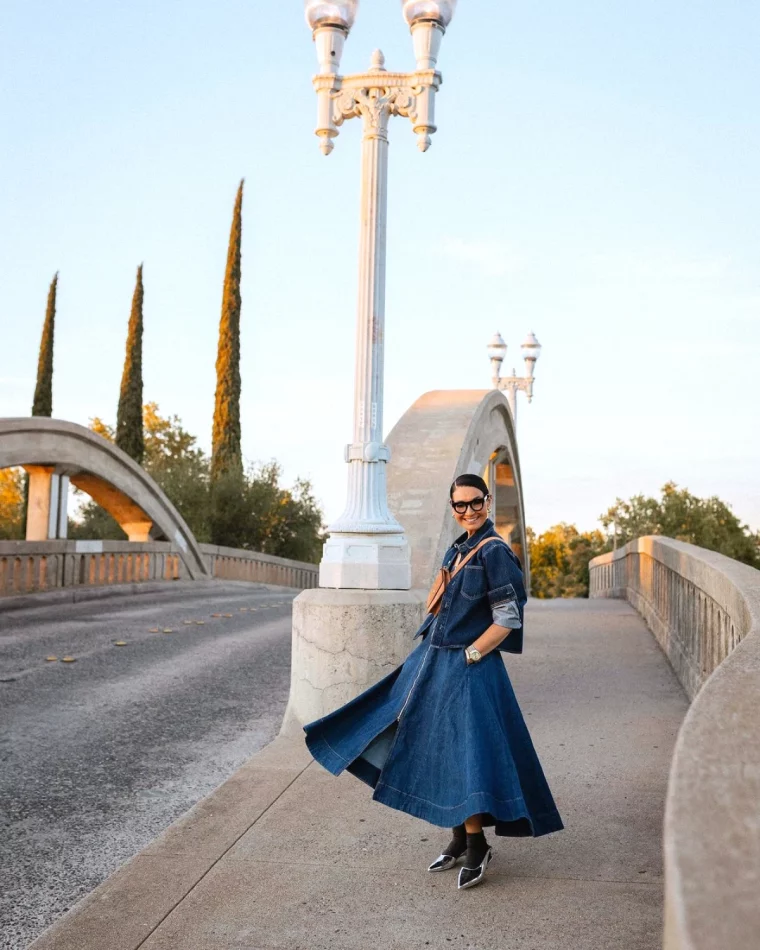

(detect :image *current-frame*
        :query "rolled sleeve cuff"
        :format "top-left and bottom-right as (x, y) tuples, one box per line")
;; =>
(492, 600), (522, 629)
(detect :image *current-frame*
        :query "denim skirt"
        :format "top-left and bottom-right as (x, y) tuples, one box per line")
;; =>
(303, 624), (564, 837)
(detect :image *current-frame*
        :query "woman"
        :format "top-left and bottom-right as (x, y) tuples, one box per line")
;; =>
(303, 474), (564, 890)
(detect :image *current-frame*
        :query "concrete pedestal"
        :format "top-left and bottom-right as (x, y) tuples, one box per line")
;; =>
(279, 587), (426, 737)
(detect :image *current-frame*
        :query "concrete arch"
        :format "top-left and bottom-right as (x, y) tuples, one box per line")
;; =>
(386, 389), (529, 591)
(0, 417), (208, 579)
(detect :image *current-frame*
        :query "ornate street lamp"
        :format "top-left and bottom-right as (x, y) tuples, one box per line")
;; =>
(488, 331), (542, 428)
(305, 0), (457, 589)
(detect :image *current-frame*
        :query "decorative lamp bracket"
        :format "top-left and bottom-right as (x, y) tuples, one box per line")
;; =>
(312, 55), (442, 153)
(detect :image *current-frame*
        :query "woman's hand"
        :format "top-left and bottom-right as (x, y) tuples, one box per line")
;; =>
(467, 623), (512, 660)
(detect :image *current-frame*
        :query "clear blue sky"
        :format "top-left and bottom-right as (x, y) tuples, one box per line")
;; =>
(1, 1), (758, 536)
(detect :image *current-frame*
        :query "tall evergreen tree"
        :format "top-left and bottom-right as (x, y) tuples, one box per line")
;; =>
(32, 273), (58, 416)
(116, 264), (145, 463)
(211, 180), (244, 483)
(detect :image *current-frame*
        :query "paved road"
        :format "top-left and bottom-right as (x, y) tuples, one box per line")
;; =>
(0, 584), (296, 950)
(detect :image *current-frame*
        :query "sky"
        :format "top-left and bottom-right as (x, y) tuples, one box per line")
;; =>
(1, 0), (758, 538)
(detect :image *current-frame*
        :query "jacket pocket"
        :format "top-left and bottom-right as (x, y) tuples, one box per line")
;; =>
(460, 564), (486, 600)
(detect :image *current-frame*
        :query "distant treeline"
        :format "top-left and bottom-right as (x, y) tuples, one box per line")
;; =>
(528, 481), (760, 598)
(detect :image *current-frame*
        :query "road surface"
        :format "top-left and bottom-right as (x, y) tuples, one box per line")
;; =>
(0, 584), (295, 950)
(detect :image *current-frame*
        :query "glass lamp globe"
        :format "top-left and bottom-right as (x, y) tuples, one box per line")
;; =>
(520, 331), (542, 363)
(487, 332), (508, 363)
(305, 0), (359, 31)
(401, 0), (458, 27)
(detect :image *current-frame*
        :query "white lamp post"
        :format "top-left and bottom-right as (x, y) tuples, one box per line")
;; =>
(488, 330), (542, 428)
(305, 0), (457, 590)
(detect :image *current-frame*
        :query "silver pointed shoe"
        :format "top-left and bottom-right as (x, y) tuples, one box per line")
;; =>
(457, 846), (493, 889)
(427, 851), (463, 872)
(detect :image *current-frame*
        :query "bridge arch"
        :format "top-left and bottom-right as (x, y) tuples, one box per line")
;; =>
(386, 389), (529, 590)
(0, 417), (208, 578)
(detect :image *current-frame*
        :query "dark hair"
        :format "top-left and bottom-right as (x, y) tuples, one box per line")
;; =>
(449, 473), (489, 499)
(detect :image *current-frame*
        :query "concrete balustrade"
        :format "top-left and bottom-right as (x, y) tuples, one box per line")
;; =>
(590, 536), (760, 950)
(0, 540), (317, 599)
(199, 543), (318, 590)
(0, 540), (185, 596)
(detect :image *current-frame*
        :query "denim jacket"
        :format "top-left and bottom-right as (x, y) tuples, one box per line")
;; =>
(412, 518), (527, 654)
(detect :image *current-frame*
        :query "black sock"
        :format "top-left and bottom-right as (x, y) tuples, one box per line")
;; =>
(443, 823), (467, 857)
(463, 830), (489, 869)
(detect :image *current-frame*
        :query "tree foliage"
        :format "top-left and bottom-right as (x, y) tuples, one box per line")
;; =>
(0, 468), (25, 540)
(69, 403), (324, 562)
(211, 179), (244, 486)
(528, 481), (760, 598)
(601, 481), (760, 568)
(32, 273), (57, 417)
(243, 462), (324, 563)
(527, 524), (609, 599)
(115, 264), (145, 463)
(142, 402), (209, 541)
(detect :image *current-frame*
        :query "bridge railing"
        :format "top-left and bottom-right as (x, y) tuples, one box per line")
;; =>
(590, 536), (760, 950)
(199, 543), (318, 590)
(0, 539), (317, 599)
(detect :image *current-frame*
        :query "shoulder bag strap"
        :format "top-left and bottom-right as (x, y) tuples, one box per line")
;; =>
(450, 536), (504, 576)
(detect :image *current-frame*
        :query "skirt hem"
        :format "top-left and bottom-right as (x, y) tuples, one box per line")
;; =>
(371, 781), (564, 838)
(304, 730), (348, 775)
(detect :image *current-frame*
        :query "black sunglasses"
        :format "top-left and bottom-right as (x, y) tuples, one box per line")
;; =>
(450, 495), (489, 514)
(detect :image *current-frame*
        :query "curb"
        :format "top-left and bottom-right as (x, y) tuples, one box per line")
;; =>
(0, 579), (295, 615)
(27, 733), (313, 950)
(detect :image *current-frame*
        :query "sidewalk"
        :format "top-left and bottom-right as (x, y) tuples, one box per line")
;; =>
(28, 599), (689, 950)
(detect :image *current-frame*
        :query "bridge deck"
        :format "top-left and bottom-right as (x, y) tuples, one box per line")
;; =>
(28, 598), (689, 950)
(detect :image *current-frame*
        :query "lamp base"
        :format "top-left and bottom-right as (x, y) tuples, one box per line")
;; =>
(319, 532), (412, 590)
(280, 587), (425, 732)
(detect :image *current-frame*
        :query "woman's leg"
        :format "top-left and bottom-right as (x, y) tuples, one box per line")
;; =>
(427, 823), (467, 871)
(458, 814), (492, 889)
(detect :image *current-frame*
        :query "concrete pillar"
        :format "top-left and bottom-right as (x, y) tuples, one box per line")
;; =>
(24, 466), (69, 541)
(279, 588), (425, 736)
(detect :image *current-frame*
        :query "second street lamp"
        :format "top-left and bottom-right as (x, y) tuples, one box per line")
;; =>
(488, 331), (543, 429)
(305, 0), (457, 589)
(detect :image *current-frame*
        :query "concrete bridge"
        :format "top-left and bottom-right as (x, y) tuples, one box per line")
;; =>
(0, 417), (319, 601)
(1, 395), (758, 950)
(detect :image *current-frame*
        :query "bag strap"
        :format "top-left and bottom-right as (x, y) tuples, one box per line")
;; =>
(450, 536), (504, 577)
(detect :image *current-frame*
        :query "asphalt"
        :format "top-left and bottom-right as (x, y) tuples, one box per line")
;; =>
(20, 597), (690, 950)
(0, 584), (297, 950)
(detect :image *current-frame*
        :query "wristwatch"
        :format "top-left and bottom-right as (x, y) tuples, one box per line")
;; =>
(464, 646), (483, 664)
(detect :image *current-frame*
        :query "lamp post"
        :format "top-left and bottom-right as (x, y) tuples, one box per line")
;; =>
(487, 331), (542, 428)
(305, 0), (457, 590)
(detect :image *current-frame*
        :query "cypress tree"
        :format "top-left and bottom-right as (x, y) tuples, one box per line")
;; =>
(211, 179), (244, 483)
(32, 273), (58, 417)
(116, 264), (145, 464)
